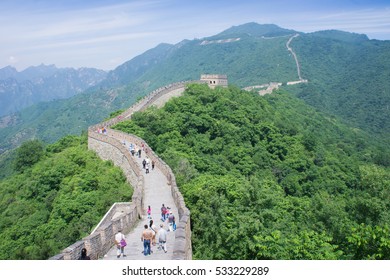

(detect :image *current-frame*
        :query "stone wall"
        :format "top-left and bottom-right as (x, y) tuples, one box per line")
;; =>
(90, 80), (205, 132)
(105, 129), (193, 259)
(50, 130), (144, 260)
(52, 81), (199, 260)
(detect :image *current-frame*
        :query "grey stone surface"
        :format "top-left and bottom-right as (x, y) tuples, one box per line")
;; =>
(102, 151), (179, 260)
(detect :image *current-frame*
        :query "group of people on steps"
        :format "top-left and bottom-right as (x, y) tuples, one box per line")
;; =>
(122, 139), (155, 174)
(142, 157), (155, 174)
(76, 140), (171, 259)
(141, 204), (176, 256)
(112, 204), (176, 258)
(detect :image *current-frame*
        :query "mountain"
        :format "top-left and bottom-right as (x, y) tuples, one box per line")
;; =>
(0, 64), (58, 81)
(0, 22), (389, 156)
(287, 30), (390, 139)
(0, 66), (19, 80)
(212, 22), (298, 38)
(102, 43), (175, 87)
(0, 65), (107, 116)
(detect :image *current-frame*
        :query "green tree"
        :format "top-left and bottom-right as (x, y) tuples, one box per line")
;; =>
(13, 140), (44, 172)
(347, 224), (390, 259)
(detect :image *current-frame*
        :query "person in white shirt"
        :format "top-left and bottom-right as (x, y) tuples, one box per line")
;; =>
(115, 229), (127, 258)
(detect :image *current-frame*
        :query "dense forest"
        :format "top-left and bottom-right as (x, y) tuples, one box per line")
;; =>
(289, 32), (390, 141)
(113, 84), (390, 260)
(0, 134), (132, 259)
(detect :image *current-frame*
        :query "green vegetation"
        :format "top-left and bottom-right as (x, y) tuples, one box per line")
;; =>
(13, 139), (44, 172)
(290, 33), (390, 141)
(0, 149), (17, 179)
(113, 84), (390, 259)
(0, 134), (132, 259)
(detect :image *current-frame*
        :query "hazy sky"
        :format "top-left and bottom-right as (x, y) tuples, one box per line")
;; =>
(1, 0), (389, 71)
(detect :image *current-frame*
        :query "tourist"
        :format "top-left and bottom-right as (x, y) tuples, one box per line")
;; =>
(146, 163), (150, 174)
(141, 224), (153, 256)
(147, 205), (151, 220)
(158, 224), (168, 253)
(161, 204), (167, 222)
(115, 229), (127, 258)
(168, 212), (176, 232)
(149, 220), (158, 246)
(142, 159), (146, 169)
(79, 248), (91, 260)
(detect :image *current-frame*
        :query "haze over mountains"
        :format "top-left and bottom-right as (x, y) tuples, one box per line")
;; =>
(0, 64), (107, 117)
(0, 22), (389, 154)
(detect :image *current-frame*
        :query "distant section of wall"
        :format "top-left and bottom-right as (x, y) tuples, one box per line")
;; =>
(90, 81), (205, 132)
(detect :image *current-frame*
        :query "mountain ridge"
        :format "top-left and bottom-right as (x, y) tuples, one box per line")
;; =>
(0, 65), (107, 116)
(0, 22), (388, 155)
(211, 22), (299, 39)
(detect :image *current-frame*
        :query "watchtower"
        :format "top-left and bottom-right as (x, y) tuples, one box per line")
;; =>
(200, 74), (228, 89)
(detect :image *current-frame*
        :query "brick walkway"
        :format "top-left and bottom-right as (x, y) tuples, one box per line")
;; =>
(102, 151), (178, 260)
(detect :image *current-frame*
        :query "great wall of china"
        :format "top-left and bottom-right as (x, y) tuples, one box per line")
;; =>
(50, 81), (208, 260)
(50, 34), (307, 260)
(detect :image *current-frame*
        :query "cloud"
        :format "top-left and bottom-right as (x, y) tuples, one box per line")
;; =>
(22, 31), (158, 52)
(273, 8), (390, 37)
(8, 56), (18, 64)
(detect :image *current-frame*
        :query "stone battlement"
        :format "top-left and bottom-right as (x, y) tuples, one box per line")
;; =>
(200, 74), (228, 88)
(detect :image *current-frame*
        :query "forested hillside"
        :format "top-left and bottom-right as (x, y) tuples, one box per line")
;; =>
(289, 31), (390, 140)
(113, 84), (390, 260)
(0, 24), (300, 152)
(1, 23), (389, 154)
(0, 135), (132, 259)
(0, 82), (146, 154)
